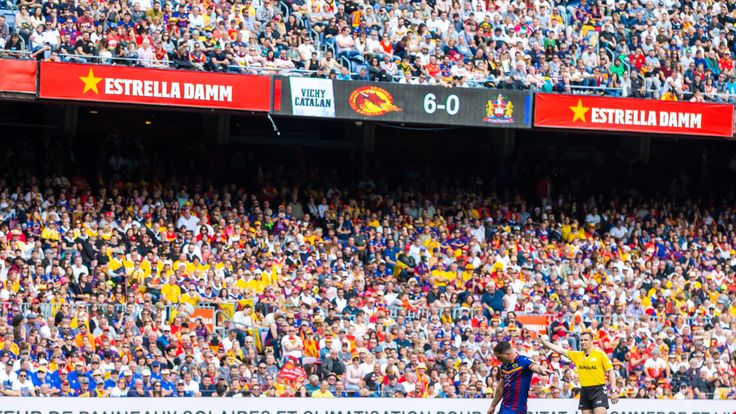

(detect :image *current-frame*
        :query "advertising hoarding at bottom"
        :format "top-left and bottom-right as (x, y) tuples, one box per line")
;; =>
(3, 396), (734, 414)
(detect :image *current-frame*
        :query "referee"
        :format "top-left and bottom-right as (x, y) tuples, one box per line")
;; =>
(540, 332), (618, 413)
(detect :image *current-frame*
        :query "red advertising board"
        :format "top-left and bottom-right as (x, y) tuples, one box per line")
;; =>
(0, 59), (37, 94)
(39, 62), (273, 111)
(516, 315), (550, 335)
(534, 94), (735, 137)
(191, 307), (215, 332)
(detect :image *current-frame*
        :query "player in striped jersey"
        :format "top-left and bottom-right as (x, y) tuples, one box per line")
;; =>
(487, 341), (551, 414)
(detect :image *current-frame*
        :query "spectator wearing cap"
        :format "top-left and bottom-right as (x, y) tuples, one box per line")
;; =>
(59, 377), (76, 397)
(122, 369), (134, 387)
(170, 380), (193, 397)
(158, 368), (174, 395)
(67, 360), (86, 387)
(33, 362), (58, 394)
(77, 375), (90, 397)
(91, 376), (108, 397)
(140, 368), (153, 389)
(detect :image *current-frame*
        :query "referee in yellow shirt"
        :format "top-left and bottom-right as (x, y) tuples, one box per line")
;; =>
(540, 332), (618, 413)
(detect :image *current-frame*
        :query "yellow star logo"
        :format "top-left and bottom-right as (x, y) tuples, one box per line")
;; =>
(569, 99), (590, 123)
(79, 69), (103, 94)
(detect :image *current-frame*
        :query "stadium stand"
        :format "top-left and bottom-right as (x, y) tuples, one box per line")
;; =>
(0, 130), (734, 400)
(4, 0), (736, 99)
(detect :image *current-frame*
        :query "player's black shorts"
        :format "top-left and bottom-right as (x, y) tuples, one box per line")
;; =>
(579, 385), (609, 410)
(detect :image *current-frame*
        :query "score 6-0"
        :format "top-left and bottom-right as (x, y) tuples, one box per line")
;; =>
(423, 93), (460, 115)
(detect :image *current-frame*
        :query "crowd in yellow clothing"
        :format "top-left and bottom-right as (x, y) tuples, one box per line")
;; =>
(0, 170), (734, 401)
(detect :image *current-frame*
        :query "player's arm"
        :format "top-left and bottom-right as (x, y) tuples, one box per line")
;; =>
(539, 336), (569, 359)
(529, 362), (551, 376)
(487, 374), (505, 414)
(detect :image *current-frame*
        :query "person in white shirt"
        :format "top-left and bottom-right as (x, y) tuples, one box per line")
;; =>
(366, 30), (382, 54)
(280, 326), (304, 360)
(232, 305), (253, 331)
(40, 23), (60, 49)
(435, 11), (451, 35)
(182, 372), (199, 394)
(137, 38), (155, 67)
(297, 37), (315, 64)
(643, 348), (668, 379)
(584, 208), (602, 227)
(176, 209), (200, 233)
(0, 358), (17, 386)
(11, 370), (36, 396)
(109, 377), (129, 397)
(580, 44), (599, 71)
(70, 255), (89, 282)
(222, 330), (238, 352)
(609, 221), (628, 240)
(188, 7), (205, 30)
(336, 27), (361, 62)
(426, 11), (441, 32)
(274, 49), (295, 69)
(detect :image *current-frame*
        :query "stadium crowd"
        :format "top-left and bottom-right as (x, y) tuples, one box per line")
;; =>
(0, 134), (734, 400)
(4, 0), (736, 99)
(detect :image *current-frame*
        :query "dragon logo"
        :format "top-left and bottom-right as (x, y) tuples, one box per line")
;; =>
(348, 86), (402, 117)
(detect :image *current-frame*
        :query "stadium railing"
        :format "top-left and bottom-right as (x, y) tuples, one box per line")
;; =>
(0, 301), (218, 324)
(8, 53), (736, 102)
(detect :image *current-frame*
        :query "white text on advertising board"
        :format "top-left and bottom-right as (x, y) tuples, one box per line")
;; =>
(588, 108), (702, 129)
(103, 79), (233, 102)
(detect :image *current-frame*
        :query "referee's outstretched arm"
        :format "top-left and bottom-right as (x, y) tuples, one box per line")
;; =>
(539, 336), (569, 359)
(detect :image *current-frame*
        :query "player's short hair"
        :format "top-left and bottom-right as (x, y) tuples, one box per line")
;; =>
(580, 331), (594, 340)
(493, 341), (512, 354)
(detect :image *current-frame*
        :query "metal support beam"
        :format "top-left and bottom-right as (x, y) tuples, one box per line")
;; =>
(361, 122), (375, 152)
(492, 128), (515, 159)
(202, 114), (230, 145)
(63, 106), (78, 138)
(638, 136), (651, 165)
(217, 114), (230, 145)
(620, 135), (651, 165)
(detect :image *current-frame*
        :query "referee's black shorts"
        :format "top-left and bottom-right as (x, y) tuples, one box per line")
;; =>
(579, 385), (609, 410)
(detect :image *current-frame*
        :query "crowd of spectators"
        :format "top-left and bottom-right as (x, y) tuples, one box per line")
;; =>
(0, 133), (734, 399)
(4, 0), (736, 99)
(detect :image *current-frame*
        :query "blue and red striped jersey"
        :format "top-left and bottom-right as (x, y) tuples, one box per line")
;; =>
(500, 354), (534, 414)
